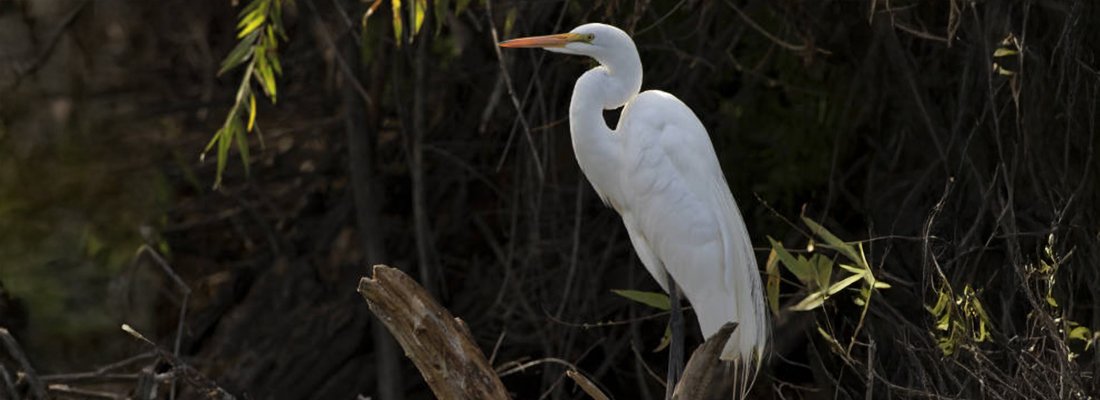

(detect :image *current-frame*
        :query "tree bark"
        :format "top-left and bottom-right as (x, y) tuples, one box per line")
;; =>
(358, 265), (510, 400)
(672, 322), (739, 400)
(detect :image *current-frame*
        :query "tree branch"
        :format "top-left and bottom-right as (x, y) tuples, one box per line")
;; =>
(672, 322), (739, 400)
(358, 265), (510, 400)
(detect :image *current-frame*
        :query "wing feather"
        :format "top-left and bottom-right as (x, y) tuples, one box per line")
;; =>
(615, 91), (768, 371)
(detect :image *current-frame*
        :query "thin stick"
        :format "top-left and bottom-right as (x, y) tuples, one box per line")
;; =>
(0, 327), (46, 399)
(47, 384), (125, 400)
(132, 245), (191, 400)
(485, 0), (545, 181)
(0, 364), (19, 400)
(120, 325), (235, 400)
(566, 370), (610, 400)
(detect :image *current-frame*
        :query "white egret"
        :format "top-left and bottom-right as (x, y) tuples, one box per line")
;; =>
(500, 23), (768, 396)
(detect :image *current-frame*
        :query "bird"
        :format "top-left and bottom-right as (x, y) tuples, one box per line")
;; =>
(500, 23), (768, 396)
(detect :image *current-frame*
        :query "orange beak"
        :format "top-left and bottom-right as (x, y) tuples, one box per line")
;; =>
(499, 33), (586, 48)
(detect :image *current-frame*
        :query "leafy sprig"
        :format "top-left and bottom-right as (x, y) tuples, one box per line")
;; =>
(202, 0), (286, 189)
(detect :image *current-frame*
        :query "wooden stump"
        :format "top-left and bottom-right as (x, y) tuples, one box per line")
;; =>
(358, 265), (510, 400)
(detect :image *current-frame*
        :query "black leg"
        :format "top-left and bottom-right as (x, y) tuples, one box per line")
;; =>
(665, 272), (684, 400)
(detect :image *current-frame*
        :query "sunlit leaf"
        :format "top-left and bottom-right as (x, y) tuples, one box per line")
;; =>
(611, 289), (670, 311)
(838, 263), (863, 274)
(391, 0), (404, 47)
(769, 237), (813, 284)
(1045, 294), (1059, 308)
(411, 0), (427, 37)
(791, 291), (825, 311)
(238, 11), (267, 38)
(994, 63), (1015, 76)
(827, 273), (864, 295)
(247, 94), (257, 132)
(1068, 326), (1091, 342)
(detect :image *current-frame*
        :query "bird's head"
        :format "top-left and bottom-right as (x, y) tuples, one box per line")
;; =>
(498, 23), (636, 63)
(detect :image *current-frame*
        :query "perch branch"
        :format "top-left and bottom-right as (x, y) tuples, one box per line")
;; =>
(358, 265), (510, 400)
(672, 322), (739, 400)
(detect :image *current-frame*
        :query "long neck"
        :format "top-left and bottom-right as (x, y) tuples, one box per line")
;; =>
(569, 47), (642, 207)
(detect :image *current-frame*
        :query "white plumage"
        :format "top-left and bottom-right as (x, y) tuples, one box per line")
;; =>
(500, 23), (768, 390)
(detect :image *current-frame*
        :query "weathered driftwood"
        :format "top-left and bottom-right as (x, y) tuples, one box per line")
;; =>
(672, 322), (739, 400)
(358, 265), (510, 400)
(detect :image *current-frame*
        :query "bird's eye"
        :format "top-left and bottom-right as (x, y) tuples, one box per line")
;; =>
(585, 34), (595, 42)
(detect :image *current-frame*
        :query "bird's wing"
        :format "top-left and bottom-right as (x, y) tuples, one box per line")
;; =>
(616, 90), (767, 367)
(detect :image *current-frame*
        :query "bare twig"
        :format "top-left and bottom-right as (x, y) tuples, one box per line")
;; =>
(120, 325), (235, 400)
(0, 364), (19, 400)
(485, 1), (545, 181)
(6, 0), (90, 90)
(47, 384), (125, 400)
(723, 0), (832, 55)
(566, 369), (610, 400)
(131, 245), (191, 400)
(0, 327), (46, 399)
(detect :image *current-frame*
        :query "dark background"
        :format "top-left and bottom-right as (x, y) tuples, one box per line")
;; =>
(0, 0), (1097, 399)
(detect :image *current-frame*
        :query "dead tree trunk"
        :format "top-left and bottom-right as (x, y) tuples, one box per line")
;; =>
(358, 265), (510, 400)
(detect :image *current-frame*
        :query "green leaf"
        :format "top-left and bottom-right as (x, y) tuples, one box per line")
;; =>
(434, 0), (449, 34)
(238, 11), (267, 38)
(802, 217), (859, 262)
(769, 237), (813, 285)
(255, 55), (277, 101)
(391, 0), (404, 47)
(765, 249), (781, 316)
(411, 0), (427, 37)
(219, 31), (259, 75)
(268, 48), (283, 75)
(810, 254), (833, 291)
(611, 289), (670, 311)
(247, 94), (257, 132)
(993, 48), (1018, 57)
(791, 291), (825, 311)
(838, 263), (863, 274)
(827, 272), (864, 295)
(215, 126), (231, 189)
(234, 117), (251, 177)
(1045, 294), (1059, 308)
(503, 7), (517, 38)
